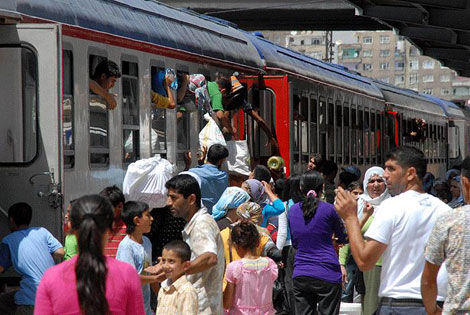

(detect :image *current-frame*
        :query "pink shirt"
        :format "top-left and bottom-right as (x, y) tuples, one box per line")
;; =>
(34, 256), (144, 315)
(225, 257), (278, 315)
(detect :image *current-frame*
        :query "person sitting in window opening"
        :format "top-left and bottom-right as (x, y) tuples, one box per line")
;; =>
(151, 69), (177, 110)
(89, 60), (122, 110)
(405, 118), (427, 142)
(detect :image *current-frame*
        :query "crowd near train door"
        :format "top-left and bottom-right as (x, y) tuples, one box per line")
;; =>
(0, 22), (63, 240)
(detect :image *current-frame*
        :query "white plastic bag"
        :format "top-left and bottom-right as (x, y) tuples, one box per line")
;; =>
(226, 140), (251, 175)
(199, 113), (226, 149)
(123, 156), (175, 209)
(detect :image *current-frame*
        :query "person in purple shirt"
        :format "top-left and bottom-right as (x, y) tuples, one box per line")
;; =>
(289, 170), (347, 315)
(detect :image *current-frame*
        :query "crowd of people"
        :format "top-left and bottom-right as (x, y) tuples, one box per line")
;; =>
(1, 143), (470, 315)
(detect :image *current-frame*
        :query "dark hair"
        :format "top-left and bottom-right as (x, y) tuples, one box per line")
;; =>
(283, 175), (302, 203)
(99, 185), (125, 208)
(436, 189), (452, 204)
(230, 220), (260, 252)
(207, 144), (229, 165)
(165, 174), (202, 208)
(461, 156), (470, 178)
(92, 60), (121, 80)
(274, 178), (287, 200)
(386, 146), (427, 180)
(71, 195), (114, 315)
(253, 165), (272, 183)
(8, 202), (32, 226)
(339, 171), (358, 188)
(121, 201), (149, 234)
(300, 171), (324, 221)
(216, 74), (232, 93)
(320, 160), (338, 178)
(347, 181), (363, 192)
(163, 240), (191, 262)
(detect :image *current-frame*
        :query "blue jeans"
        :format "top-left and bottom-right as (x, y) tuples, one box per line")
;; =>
(376, 304), (426, 315)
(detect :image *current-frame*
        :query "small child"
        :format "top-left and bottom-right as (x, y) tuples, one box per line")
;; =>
(116, 201), (158, 315)
(223, 221), (278, 314)
(63, 199), (78, 260)
(156, 240), (198, 314)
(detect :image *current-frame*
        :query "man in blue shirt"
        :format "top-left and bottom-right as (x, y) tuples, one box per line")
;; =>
(189, 144), (229, 213)
(0, 202), (64, 315)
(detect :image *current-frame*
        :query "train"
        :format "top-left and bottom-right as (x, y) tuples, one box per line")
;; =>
(1, 0), (470, 244)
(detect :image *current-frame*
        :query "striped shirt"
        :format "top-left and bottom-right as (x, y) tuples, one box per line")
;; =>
(156, 276), (198, 315)
(104, 219), (127, 258)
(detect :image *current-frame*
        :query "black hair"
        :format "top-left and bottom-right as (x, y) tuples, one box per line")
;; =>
(92, 60), (121, 80)
(253, 165), (272, 183)
(320, 160), (338, 178)
(347, 181), (363, 192)
(99, 185), (125, 208)
(274, 178), (287, 200)
(8, 202), (32, 226)
(165, 174), (202, 208)
(386, 146), (427, 180)
(436, 189), (452, 204)
(283, 175), (303, 203)
(300, 171), (324, 221)
(230, 220), (260, 252)
(215, 74), (232, 93)
(71, 195), (114, 315)
(206, 144), (229, 165)
(339, 171), (358, 188)
(121, 201), (149, 234)
(163, 240), (192, 262)
(461, 156), (470, 178)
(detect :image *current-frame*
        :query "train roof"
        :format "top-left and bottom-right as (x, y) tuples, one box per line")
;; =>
(373, 81), (445, 117)
(420, 95), (465, 119)
(245, 33), (384, 99)
(1, 0), (264, 69)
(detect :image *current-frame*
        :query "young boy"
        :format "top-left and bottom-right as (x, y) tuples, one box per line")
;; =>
(116, 201), (159, 315)
(156, 240), (198, 314)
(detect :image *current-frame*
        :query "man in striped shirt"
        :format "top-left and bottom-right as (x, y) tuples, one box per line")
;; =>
(100, 186), (127, 257)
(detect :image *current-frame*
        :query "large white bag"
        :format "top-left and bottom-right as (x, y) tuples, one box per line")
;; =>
(226, 140), (251, 176)
(123, 156), (175, 209)
(199, 113), (226, 149)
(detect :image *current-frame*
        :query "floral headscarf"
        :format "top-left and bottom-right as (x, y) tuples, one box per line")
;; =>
(242, 179), (268, 205)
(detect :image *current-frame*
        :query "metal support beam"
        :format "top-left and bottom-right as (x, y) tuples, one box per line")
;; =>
(363, 5), (428, 24)
(398, 26), (457, 44)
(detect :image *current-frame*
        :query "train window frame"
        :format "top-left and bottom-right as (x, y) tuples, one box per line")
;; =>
(358, 105), (364, 164)
(343, 103), (350, 165)
(88, 52), (111, 169)
(175, 68), (191, 168)
(309, 95), (318, 158)
(364, 107), (370, 164)
(121, 59), (140, 166)
(319, 97), (327, 161)
(0, 44), (39, 165)
(327, 99), (335, 160)
(301, 95), (309, 160)
(370, 109), (377, 164)
(292, 93), (301, 172)
(63, 49), (74, 169)
(150, 62), (167, 158)
(351, 104), (357, 164)
(335, 100), (342, 165)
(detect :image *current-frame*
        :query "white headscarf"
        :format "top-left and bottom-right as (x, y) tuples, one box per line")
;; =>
(357, 166), (390, 218)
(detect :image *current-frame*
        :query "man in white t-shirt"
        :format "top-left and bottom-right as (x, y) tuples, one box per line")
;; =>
(336, 146), (450, 314)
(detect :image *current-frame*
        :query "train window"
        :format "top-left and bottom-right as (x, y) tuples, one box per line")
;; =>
(309, 97), (318, 155)
(319, 99), (327, 160)
(328, 101), (334, 159)
(63, 50), (74, 168)
(364, 107), (370, 164)
(176, 70), (190, 152)
(358, 106), (364, 164)
(343, 105), (350, 164)
(301, 97), (309, 156)
(293, 94), (301, 169)
(150, 66), (167, 157)
(370, 110), (376, 163)
(122, 61), (140, 165)
(335, 102), (342, 164)
(0, 46), (38, 163)
(89, 55), (111, 167)
(351, 106), (357, 163)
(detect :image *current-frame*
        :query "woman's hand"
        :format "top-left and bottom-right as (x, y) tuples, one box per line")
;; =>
(340, 264), (348, 288)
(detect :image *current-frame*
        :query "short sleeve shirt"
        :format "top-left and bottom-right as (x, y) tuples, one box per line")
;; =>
(116, 235), (153, 315)
(207, 81), (224, 112)
(426, 205), (470, 313)
(151, 91), (171, 109)
(182, 208), (225, 315)
(0, 227), (62, 305)
(365, 190), (450, 299)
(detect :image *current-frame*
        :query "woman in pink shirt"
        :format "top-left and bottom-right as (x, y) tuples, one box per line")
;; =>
(35, 195), (145, 315)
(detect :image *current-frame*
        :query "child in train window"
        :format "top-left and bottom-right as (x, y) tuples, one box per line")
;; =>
(151, 68), (177, 110)
(89, 58), (121, 110)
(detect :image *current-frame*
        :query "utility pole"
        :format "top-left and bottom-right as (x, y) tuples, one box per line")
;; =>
(324, 30), (334, 63)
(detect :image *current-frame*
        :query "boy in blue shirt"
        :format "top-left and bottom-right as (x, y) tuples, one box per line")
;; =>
(116, 201), (160, 315)
(0, 202), (64, 315)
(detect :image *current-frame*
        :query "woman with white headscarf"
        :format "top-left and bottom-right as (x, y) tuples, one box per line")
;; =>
(338, 166), (390, 314)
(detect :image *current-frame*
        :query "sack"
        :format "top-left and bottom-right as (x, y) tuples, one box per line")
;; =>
(199, 113), (226, 149)
(226, 140), (250, 175)
(123, 156), (175, 209)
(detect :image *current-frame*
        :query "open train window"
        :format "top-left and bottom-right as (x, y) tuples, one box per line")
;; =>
(351, 105), (357, 164)
(176, 69), (190, 168)
(292, 94), (301, 170)
(370, 109), (376, 164)
(301, 96), (309, 157)
(364, 107), (370, 164)
(335, 101), (342, 164)
(358, 106), (364, 164)
(150, 65), (167, 158)
(327, 101), (334, 160)
(89, 54), (110, 168)
(343, 104), (350, 164)
(63, 50), (74, 168)
(0, 46), (38, 163)
(309, 97), (318, 157)
(319, 98), (327, 161)
(122, 60), (140, 165)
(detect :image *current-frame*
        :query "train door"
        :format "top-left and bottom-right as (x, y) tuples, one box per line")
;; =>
(0, 23), (63, 240)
